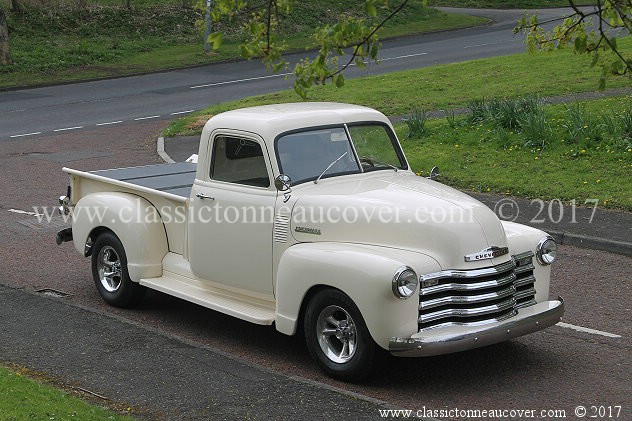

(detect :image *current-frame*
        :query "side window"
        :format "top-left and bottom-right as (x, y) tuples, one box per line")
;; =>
(210, 136), (270, 188)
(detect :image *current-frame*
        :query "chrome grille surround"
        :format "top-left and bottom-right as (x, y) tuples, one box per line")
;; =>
(419, 251), (537, 330)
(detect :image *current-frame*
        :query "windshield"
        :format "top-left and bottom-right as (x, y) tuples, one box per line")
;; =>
(276, 124), (406, 185)
(348, 124), (406, 172)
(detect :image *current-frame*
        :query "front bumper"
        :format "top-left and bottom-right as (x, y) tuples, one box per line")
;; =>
(390, 297), (564, 357)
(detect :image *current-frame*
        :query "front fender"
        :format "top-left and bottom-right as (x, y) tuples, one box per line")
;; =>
(274, 242), (441, 349)
(72, 192), (168, 282)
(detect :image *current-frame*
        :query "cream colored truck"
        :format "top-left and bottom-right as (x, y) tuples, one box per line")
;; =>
(57, 103), (564, 381)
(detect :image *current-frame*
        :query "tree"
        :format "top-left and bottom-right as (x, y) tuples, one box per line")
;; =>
(201, 1), (629, 97)
(0, 6), (10, 66)
(200, 0), (414, 98)
(516, 0), (631, 89)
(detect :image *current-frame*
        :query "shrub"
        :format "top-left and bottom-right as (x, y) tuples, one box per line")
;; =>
(406, 108), (429, 138)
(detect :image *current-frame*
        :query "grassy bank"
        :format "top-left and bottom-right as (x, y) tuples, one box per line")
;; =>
(431, 0), (595, 8)
(165, 37), (632, 136)
(0, 1), (486, 88)
(0, 366), (135, 420)
(400, 95), (632, 210)
(164, 39), (631, 210)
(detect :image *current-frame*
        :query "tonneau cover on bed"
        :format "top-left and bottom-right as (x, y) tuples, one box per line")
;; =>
(91, 162), (196, 199)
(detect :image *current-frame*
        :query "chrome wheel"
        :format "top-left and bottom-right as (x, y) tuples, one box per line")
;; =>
(316, 305), (357, 364)
(96, 245), (122, 292)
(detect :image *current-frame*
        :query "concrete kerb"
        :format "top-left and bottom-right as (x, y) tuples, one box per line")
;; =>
(548, 231), (632, 257)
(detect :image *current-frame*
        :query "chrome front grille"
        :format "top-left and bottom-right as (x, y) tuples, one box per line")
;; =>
(418, 252), (537, 330)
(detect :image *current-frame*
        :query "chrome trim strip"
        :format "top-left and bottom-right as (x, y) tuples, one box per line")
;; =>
(420, 259), (515, 284)
(420, 273), (516, 296)
(513, 251), (535, 261)
(514, 287), (537, 301)
(390, 297), (565, 357)
(419, 285), (516, 310)
(514, 263), (535, 275)
(515, 299), (537, 309)
(419, 297), (516, 323)
(419, 309), (518, 330)
(514, 275), (536, 288)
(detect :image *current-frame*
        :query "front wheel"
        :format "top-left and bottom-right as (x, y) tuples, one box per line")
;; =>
(91, 231), (146, 308)
(304, 289), (376, 381)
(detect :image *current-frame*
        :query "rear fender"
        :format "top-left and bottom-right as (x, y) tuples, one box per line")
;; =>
(72, 192), (168, 282)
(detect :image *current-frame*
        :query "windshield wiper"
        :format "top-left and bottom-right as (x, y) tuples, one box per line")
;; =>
(360, 156), (398, 172)
(314, 152), (348, 184)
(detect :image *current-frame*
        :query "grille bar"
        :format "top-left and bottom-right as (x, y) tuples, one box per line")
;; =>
(418, 251), (538, 331)
(419, 285), (516, 310)
(419, 297), (517, 324)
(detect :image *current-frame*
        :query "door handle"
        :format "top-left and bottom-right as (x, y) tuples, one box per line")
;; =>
(196, 193), (215, 200)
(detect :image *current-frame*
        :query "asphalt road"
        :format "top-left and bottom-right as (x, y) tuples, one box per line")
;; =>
(0, 7), (578, 141)
(0, 122), (629, 420)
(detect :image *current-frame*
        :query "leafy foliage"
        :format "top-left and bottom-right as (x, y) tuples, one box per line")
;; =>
(197, 0), (420, 97)
(516, 1), (631, 89)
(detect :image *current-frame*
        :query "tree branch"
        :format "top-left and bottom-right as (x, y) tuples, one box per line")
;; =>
(328, 0), (410, 79)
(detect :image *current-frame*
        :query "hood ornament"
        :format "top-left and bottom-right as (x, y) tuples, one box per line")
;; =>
(465, 246), (509, 262)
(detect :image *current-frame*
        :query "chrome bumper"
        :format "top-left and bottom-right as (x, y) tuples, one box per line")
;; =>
(390, 297), (564, 357)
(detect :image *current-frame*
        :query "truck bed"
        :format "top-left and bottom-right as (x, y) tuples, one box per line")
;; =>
(90, 162), (196, 199)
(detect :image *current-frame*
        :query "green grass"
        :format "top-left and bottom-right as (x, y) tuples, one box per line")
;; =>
(0, 366), (135, 420)
(430, 0), (595, 8)
(165, 37), (632, 136)
(399, 95), (632, 210)
(0, 1), (486, 88)
(164, 38), (632, 210)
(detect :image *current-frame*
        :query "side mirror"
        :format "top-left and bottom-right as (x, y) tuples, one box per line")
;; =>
(274, 174), (292, 191)
(428, 166), (440, 181)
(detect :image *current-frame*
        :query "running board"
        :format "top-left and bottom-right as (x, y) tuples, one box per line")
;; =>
(140, 273), (276, 325)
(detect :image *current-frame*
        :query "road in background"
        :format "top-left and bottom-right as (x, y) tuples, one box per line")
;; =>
(0, 7), (579, 140)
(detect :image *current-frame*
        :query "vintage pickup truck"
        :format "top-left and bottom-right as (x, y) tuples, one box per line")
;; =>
(57, 102), (564, 380)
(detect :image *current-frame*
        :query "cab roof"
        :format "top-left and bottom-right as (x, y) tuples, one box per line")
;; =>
(201, 102), (392, 143)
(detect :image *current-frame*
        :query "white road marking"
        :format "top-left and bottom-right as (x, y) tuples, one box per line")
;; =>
(379, 52), (428, 62)
(8, 209), (43, 217)
(464, 42), (499, 49)
(96, 121), (123, 126)
(9, 132), (42, 138)
(170, 110), (196, 115)
(133, 115), (160, 121)
(190, 73), (292, 89)
(53, 126), (83, 132)
(189, 52), (429, 89)
(556, 322), (621, 338)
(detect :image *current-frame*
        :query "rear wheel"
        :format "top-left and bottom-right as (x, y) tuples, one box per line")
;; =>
(304, 289), (376, 381)
(91, 231), (146, 308)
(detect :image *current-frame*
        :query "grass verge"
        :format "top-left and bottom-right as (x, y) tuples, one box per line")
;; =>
(165, 37), (632, 136)
(0, 1), (486, 89)
(165, 39), (631, 210)
(431, 0), (596, 8)
(0, 365), (135, 420)
(400, 95), (632, 210)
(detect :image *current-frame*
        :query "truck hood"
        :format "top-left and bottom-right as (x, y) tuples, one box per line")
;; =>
(289, 172), (510, 270)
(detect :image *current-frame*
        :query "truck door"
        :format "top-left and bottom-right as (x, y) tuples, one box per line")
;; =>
(188, 131), (276, 297)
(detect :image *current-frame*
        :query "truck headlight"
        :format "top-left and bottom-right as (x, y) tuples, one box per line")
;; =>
(392, 266), (418, 299)
(536, 236), (557, 265)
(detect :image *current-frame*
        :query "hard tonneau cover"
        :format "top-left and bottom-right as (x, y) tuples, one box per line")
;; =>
(89, 162), (196, 199)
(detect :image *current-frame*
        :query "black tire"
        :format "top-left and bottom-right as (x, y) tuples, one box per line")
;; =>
(91, 231), (146, 308)
(304, 289), (376, 382)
